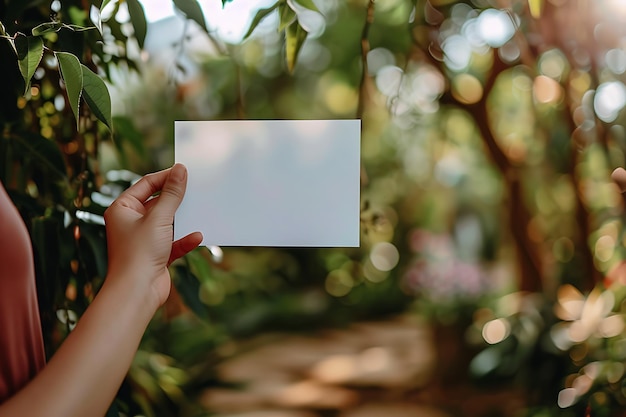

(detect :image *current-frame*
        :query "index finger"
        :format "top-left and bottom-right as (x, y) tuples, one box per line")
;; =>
(120, 166), (174, 204)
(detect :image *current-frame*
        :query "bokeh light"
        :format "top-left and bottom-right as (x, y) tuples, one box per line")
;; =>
(452, 73), (483, 104)
(482, 318), (510, 344)
(325, 269), (354, 297)
(533, 75), (562, 104)
(370, 242), (400, 272)
(476, 8), (516, 48)
(558, 387), (577, 408)
(442, 34), (472, 71)
(605, 48), (626, 74)
(375, 65), (403, 97)
(594, 81), (626, 122)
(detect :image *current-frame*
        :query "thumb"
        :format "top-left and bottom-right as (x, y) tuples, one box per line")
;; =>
(612, 167), (626, 193)
(153, 163), (188, 219)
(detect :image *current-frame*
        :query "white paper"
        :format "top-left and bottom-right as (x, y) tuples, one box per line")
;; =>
(174, 120), (361, 247)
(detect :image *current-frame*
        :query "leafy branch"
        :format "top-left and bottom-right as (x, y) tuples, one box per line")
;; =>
(1, 18), (111, 131)
(244, 0), (322, 72)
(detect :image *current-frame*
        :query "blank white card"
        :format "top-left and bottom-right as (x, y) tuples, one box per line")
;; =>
(174, 120), (361, 247)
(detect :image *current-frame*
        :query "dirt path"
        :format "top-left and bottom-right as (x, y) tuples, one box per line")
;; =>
(198, 315), (525, 417)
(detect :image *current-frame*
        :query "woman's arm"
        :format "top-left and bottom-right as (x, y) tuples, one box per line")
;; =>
(0, 164), (202, 417)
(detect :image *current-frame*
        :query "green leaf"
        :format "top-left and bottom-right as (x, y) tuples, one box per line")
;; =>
(14, 34), (43, 95)
(14, 131), (67, 179)
(106, 16), (128, 42)
(278, 3), (296, 31)
(68, 5), (89, 26)
(0, 21), (7, 36)
(173, 0), (208, 33)
(243, 2), (279, 40)
(186, 249), (212, 282)
(173, 265), (209, 319)
(285, 20), (307, 73)
(79, 223), (108, 279)
(290, 0), (320, 14)
(56, 52), (83, 127)
(81, 65), (112, 131)
(221, 0), (234, 6)
(126, 0), (147, 49)
(31, 21), (63, 36)
(112, 116), (145, 156)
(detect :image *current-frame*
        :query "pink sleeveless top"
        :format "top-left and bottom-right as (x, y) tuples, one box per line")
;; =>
(0, 182), (46, 402)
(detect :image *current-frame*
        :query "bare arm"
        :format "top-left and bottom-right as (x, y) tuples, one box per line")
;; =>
(0, 164), (202, 417)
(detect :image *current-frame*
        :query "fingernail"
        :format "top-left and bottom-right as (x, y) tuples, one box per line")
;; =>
(172, 163), (186, 182)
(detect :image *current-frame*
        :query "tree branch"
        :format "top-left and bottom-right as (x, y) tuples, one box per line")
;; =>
(410, 17), (544, 291)
(357, 0), (375, 121)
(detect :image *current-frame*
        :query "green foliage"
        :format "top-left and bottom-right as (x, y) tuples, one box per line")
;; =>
(244, 0), (319, 72)
(111, 115), (145, 159)
(278, 3), (296, 31)
(4, 0), (626, 416)
(285, 19), (307, 73)
(126, 0), (147, 48)
(292, 0), (320, 14)
(81, 64), (112, 130)
(12, 130), (66, 178)
(31, 21), (63, 35)
(244, 3), (279, 39)
(56, 51), (83, 125)
(14, 34), (43, 94)
(173, 0), (208, 33)
(0, 0), (337, 414)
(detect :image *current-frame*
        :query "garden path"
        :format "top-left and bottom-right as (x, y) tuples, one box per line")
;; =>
(199, 315), (525, 417)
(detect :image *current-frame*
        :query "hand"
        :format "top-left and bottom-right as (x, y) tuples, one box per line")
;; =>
(103, 163), (203, 311)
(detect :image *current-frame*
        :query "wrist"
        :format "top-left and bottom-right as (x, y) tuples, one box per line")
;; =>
(99, 270), (162, 323)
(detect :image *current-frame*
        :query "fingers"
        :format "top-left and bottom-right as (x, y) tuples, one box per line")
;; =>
(152, 164), (188, 220)
(168, 232), (203, 265)
(121, 164), (184, 204)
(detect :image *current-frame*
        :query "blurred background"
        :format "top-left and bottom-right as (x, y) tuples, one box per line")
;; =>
(2, 0), (626, 416)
